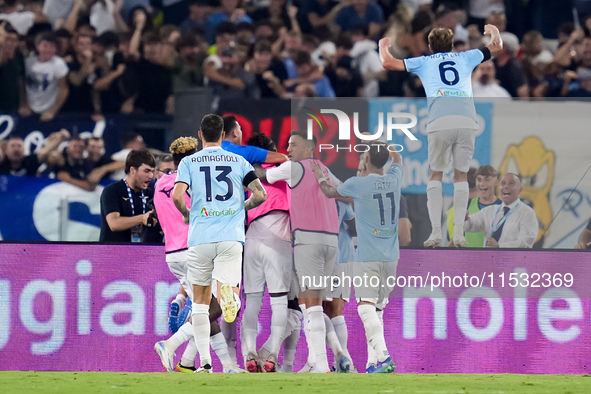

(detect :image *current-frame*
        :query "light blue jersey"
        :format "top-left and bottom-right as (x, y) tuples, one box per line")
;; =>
(176, 146), (256, 246)
(404, 49), (486, 125)
(337, 200), (355, 264)
(337, 163), (402, 262)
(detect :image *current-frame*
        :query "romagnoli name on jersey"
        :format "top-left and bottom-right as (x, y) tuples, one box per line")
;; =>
(191, 155), (239, 163)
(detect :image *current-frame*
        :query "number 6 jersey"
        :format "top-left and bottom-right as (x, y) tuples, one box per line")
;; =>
(403, 48), (490, 132)
(176, 146), (256, 246)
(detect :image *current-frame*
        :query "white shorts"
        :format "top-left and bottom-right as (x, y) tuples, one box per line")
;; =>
(243, 237), (292, 294)
(353, 260), (398, 305)
(294, 243), (337, 292)
(165, 250), (193, 300)
(187, 241), (243, 287)
(328, 262), (351, 302)
(428, 128), (476, 172)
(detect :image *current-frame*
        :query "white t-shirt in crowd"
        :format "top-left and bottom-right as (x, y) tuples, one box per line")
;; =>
(0, 11), (35, 35)
(25, 55), (69, 114)
(469, 0), (505, 19)
(43, 0), (73, 27)
(472, 82), (511, 98)
(90, 0), (116, 35)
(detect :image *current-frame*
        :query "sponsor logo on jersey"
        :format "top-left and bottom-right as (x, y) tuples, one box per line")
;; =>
(200, 207), (235, 217)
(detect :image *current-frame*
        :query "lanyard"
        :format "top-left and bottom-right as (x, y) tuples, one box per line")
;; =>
(123, 179), (146, 216)
(490, 201), (520, 234)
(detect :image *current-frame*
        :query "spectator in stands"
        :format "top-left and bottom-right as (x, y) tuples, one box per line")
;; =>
(253, 19), (275, 41)
(127, 29), (174, 114)
(284, 50), (335, 97)
(246, 39), (288, 98)
(486, 12), (506, 33)
(335, 0), (384, 39)
(172, 33), (206, 91)
(87, 0), (126, 35)
(575, 219), (591, 249)
(54, 28), (73, 58)
(206, 0), (252, 44)
(207, 45), (260, 99)
(23, 32), (69, 121)
(324, 34), (364, 97)
(56, 136), (97, 190)
(306, 0), (348, 34)
(472, 60), (511, 98)
(553, 27), (585, 71)
(251, 0), (297, 31)
(158, 24), (181, 67)
(109, 132), (145, 180)
(99, 149), (157, 243)
(180, 0), (212, 35)
(447, 165), (502, 247)
(236, 22), (255, 45)
(0, 21), (28, 115)
(521, 30), (554, 96)
(432, 3), (468, 43)
(562, 68), (591, 98)
(467, 0), (504, 32)
(0, 0), (48, 35)
(350, 24), (383, 97)
(42, 0), (74, 28)
(0, 129), (69, 176)
(151, 0), (189, 26)
(464, 173), (538, 248)
(86, 136), (124, 183)
(63, 34), (97, 113)
(492, 32), (528, 98)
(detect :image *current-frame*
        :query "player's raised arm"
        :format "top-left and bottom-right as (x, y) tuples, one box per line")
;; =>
(245, 178), (267, 211)
(310, 161), (343, 199)
(379, 37), (405, 71)
(484, 24), (503, 54)
(389, 148), (402, 166)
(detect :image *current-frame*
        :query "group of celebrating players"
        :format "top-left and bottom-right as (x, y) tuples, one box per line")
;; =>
(150, 23), (503, 374)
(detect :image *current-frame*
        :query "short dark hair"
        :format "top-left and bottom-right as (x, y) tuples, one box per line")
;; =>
(366, 142), (389, 169)
(125, 149), (156, 174)
(222, 115), (239, 135)
(291, 130), (316, 150)
(350, 24), (369, 38)
(294, 50), (311, 66)
(200, 114), (224, 142)
(475, 165), (499, 179)
(36, 32), (57, 46)
(215, 21), (237, 37)
(247, 134), (276, 151)
(157, 154), (174, 171)
(2, 22), (17, 35)
(335, 33), (353, 50)
(254, 39), (272, 53)
(428, 27), (454, 53)
(121, 132), (141, 148)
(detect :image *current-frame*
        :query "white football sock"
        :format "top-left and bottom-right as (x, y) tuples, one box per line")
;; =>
(300, 304), (316, 365)
(180, 338), (197, 368)
(427, 180), (443, 237)
(453, 181), (469, 236)
(241, 292), (263, 356)
(331, 315), (351, 359)
(175, 293), (187, 306)
(192, 304), (211, 366)
(221, 319), (237, 364)
(358, 304), (390, 363)
(164, 321), (192, 353)
(324, 313), (343, 357)
(269, 295), (288, 356)
(211, 331), (233, 368)
(307, 305), (329, 372)
(282, 321), (301, 372)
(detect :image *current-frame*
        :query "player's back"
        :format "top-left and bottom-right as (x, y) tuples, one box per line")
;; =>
(404, 49), (485, 126)
(176, 146), (254, 246)
(338, 163), (403, 262)
(154, 172), (190, 253)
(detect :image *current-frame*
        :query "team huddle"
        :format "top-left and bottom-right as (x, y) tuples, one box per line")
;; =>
(148, 24), (503, 374)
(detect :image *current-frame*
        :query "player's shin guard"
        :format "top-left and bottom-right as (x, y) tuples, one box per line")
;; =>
(307, 305), (329, 372)
(221, 319), (237, 364)
(269, 295), (288, 356)
(164, 321), (193, 353)
(192, 304), (212, 367)
(453, 181), (469, 236)
(180, 338), (197, 368)
(331, 315), (352, 359)
(211, 332), (233, 369)
(426, 180), (443, 237)
(358, 304), (389, 363)
(242, 292), (263, 356)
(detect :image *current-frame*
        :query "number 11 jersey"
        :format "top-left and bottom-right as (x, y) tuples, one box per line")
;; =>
(403, 48), (489, 130)
(176, 146), (256, 246)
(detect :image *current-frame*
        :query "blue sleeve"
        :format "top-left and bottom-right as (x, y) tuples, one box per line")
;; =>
(232, 145), (269, 164)
(343, 203), (355, 221)
(403, 56), (424, 74)
(176, 157), (191, 188)
(337, 177), (358, 198)
(242, 156), (255, 177)
(315, 77), (336, 98)
(461, 49), (485, 70)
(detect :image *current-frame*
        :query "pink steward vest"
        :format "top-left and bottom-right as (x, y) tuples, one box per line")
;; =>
(247, 163), (290, 225)
(153, 172), (191, 253)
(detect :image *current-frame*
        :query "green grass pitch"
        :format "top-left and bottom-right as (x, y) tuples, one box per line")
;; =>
(1, 372), (591, 394)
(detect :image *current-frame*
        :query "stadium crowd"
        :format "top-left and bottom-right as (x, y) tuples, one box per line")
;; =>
(1, 0), (591, 121)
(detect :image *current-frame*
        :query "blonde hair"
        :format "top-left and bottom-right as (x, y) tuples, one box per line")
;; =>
(428, 27), (454, 53)
(169, 136), (198, 155)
